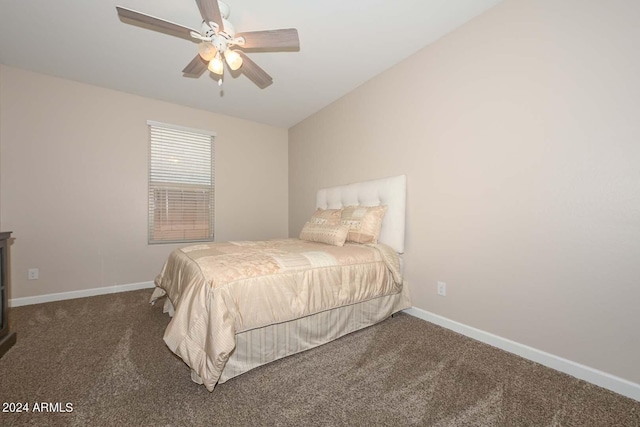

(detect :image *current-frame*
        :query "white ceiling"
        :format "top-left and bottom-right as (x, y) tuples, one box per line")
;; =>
(0, 0), (503, 128)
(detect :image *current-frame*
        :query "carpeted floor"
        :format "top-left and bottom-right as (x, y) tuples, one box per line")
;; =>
(0, 290), (638, 426)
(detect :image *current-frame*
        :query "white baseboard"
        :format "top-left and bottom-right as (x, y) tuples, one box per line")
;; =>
(404, 307), (640, 402)
(8, 281), (156, 308)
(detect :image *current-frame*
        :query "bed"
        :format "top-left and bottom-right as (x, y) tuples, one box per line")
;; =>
(151, 175), (411, 391)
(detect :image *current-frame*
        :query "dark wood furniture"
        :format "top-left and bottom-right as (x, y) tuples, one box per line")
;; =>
(0, 231), (15, 358)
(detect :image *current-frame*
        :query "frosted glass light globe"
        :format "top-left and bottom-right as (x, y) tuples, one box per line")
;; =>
(208, 55), (224, 75)
(224, 50), (243, 71)
(198, 42), (216, 61)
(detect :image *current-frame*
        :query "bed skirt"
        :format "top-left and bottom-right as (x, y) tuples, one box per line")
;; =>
(155, 282), (412, 386)
(217, 282), (412, 383)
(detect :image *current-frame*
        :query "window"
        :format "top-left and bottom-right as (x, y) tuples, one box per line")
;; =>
(148, 121), (215, 244)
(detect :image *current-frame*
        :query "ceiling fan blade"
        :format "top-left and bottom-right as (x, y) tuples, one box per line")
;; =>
(116, 6), (198, 41)
(182, 55), (208, 77)
(196, 0), (224, 32)
(237, 52), (273, 89)
(235, 29), (300, 50)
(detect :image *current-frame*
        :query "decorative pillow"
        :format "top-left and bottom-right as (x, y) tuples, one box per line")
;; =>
(299, 223), (350, 246)
(341, 205), (388, 244)
(308, 208), (343, 226)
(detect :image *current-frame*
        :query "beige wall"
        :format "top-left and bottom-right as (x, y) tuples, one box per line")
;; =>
(289, 0), (640, 384)
(0, 65), (288, 299)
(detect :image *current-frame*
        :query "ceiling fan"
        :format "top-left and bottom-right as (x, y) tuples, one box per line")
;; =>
(116, 0), (300, 89)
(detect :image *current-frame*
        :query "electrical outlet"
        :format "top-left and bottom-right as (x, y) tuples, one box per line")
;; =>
(437, 281), (447, 296)
(28, 268), (39, 280)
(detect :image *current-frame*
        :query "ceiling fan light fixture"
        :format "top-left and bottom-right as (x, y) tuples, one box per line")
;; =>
(116, 0), (300, 89)
(198, 42), (217, 61)
(208, 53), (224, 75)
(224, 49), (243, 71)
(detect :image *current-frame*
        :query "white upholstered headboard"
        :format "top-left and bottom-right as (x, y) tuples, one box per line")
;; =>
(316, 175), (407, 254)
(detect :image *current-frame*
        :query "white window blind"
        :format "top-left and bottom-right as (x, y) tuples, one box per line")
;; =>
(148, 122), (215, 244)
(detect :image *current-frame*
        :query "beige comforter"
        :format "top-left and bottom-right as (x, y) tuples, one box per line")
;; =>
(152, 238), (403, 391)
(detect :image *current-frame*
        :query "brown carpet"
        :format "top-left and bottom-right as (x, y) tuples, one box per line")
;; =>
(0, 289), (638, 426)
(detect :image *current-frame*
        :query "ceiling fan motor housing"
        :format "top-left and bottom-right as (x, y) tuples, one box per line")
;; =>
(217, 1), (230, 19)
(201, 21), (234, 54)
